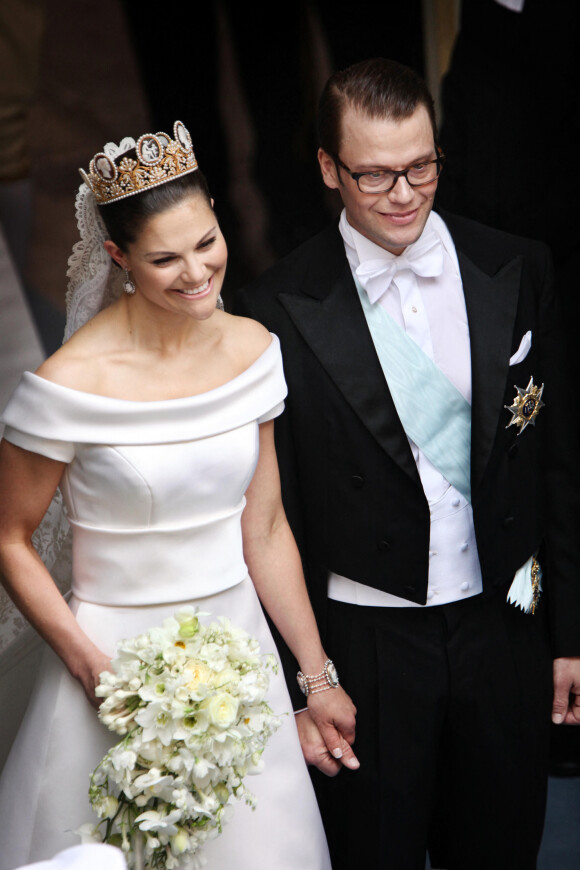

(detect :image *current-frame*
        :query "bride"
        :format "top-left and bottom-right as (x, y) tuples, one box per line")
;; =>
(0, 122), (357, 869)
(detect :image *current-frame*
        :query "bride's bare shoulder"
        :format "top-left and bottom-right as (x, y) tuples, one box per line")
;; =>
(221, 312), (273, 361)
(35, 309), (115, 391)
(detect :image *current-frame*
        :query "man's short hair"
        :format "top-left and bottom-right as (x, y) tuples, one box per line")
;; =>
(318, 58), (437, 156)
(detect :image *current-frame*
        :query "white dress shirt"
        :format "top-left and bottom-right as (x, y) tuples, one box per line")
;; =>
(327, 210), (483, 607)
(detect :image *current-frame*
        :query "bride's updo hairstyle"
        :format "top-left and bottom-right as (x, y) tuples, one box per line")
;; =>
(97, 155), (211, 253)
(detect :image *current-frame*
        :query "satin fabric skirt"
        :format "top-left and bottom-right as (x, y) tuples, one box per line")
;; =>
(0, 578), (330, 870)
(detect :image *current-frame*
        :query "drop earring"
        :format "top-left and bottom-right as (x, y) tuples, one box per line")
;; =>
(123, 268), (136, 295)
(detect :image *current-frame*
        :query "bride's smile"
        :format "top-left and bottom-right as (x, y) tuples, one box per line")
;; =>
(105, 194), (228, 322)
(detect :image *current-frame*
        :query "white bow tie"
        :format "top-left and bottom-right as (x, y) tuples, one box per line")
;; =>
(355, 234), (444, 304)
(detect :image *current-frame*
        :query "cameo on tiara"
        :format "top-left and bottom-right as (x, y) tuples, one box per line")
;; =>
(137, 134), (163, 166)
(92, 153), (117, 182)
(175, 121), (192, 152)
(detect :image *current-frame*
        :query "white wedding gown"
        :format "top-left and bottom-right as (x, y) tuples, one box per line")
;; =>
(0, 336), (330, 870)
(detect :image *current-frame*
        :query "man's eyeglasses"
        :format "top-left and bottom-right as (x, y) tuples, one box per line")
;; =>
(334, 152), (445, 194)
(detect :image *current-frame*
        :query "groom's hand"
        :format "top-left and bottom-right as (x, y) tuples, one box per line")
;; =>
(552, 656), (580, 724)
(296, 687), (360, 776)
(307, 687), (360, 773)
(295, 710), (344, 776)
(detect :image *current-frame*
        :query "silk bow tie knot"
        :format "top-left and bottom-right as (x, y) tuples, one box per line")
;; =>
(356, 236), (444, 304)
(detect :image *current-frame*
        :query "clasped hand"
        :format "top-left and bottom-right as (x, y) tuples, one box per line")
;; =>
(296, 686), (359, 777)
(552, 656), (580, 725)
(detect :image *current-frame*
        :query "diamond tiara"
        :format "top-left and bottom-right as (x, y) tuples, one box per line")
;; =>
(79, 120), (198, 205)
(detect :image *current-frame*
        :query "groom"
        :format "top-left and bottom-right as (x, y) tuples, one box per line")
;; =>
(236, 58), (580, 870)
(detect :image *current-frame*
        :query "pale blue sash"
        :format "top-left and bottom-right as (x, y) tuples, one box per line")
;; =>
(355, 276), (472, 502)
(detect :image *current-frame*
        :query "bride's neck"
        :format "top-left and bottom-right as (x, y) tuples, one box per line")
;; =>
(115, 294), (217, 355)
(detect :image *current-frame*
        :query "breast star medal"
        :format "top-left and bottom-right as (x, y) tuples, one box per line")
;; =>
(505, 377), (545, 435)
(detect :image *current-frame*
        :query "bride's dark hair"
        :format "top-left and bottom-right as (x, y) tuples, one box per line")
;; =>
(98, 150), (212, 252)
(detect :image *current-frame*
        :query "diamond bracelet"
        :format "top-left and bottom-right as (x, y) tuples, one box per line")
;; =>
(296, 659), (340, 696)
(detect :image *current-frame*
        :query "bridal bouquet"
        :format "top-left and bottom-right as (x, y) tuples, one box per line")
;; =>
(81, 607), (282, 869)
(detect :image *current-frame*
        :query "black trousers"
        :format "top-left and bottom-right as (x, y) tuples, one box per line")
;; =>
(312, 593), (553, 870)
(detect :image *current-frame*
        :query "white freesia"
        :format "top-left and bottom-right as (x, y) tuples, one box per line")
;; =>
(94, 795), (119, 819)
(111, 748), (137, 772)
(171, 829), (190, 855)
(132, 769), (175, 800)
(84, 606), (282, 869)
(135, 807), (183, 834)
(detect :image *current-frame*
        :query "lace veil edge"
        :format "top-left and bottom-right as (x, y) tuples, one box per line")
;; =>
(0, 176), (124, 658)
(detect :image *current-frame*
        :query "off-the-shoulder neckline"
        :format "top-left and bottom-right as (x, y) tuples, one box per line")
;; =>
(26, 335), (278, 406)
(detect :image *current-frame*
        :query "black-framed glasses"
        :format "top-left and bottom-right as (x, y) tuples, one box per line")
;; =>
(334, 151), (445, 194)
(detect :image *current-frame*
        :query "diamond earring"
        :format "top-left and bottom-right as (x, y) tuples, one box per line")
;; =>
(123, 268), (136, 295)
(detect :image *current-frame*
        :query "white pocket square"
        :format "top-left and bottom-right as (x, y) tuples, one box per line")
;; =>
(509, 330), (532, 366)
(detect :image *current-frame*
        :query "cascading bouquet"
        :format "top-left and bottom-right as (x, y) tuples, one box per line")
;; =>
(80, 607), (282, 869)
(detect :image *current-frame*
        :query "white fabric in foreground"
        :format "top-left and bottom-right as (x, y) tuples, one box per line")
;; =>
(15, 844), (126, 870)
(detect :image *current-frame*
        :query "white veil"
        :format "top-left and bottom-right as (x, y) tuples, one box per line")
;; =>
(0, 137), (134, 663)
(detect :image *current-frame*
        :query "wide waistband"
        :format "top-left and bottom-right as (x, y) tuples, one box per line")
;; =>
(69, 508), (246, 606)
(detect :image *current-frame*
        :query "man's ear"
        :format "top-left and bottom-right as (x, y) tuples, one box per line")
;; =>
(103, 239), (127, 269)
(318, 148), (340, 191)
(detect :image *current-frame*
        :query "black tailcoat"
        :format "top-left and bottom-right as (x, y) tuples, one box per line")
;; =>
(236, 211), (580, 700)
(236, 211), (580, 867)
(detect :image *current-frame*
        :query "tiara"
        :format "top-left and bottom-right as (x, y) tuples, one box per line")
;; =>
(79, 120), (198, 205)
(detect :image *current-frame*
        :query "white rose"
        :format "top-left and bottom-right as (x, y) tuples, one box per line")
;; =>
(184, 660), (213, 693)
(202, 692), (239, 729)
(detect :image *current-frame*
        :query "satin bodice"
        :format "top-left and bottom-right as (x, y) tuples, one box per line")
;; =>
(1, 336), (287, 605)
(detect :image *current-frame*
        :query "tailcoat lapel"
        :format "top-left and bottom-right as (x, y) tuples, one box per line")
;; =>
(279, 253), (421, 487)
(458, 250), (522, 495)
